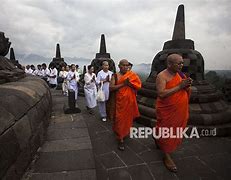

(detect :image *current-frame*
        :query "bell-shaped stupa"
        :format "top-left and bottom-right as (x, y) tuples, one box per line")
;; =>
(91, 34), (116, 74)
(51, 43), (66, 70)
(137, 4), (231, 136)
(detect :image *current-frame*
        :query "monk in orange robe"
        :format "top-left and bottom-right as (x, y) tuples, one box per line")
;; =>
(155, 54), (192, 172)
(110, 59), (141, 151)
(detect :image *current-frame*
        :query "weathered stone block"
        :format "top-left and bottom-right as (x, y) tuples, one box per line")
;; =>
(3, 146), (31, 180)
(35, 100), (46, 118)
(0, 95), (30, 120)
(29, 130), (41, 155)
(13, 115), (32, 149)
(0, 128), (20, 179)
(0, 106), (15, 135)
(0, 86), (37, 107)
(27, 107), (40, 133)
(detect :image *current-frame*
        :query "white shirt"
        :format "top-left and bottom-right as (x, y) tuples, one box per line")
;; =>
(36, 69), (44, 77)
(59, 71), (68, 79)
(84, 73), (97, 90)
(49, 68), (58, 85)
(77, 68), (82, 75)
(31, 70), (37, 76)
(96, 69), (113, 100)
(25, 68), (33, 74)
(66, 70), (80, 90)
(42, 68), (50, 78)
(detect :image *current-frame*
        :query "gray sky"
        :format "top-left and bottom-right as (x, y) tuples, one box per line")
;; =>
(1, 0), (231, 70)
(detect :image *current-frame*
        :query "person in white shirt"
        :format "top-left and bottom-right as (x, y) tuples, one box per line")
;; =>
(31, 65), (37, 76)
(67, 64), (80, 100)
(96, 61), (113, 122)
(41, 63), (50, 83)
(76, 64), (82, 76)
(59, 66), (69, 95)
(84, 65), (97, 114)
(48, 63), (58, 88)
(25, 65), (33, 74)
(35, 64), (43, 77)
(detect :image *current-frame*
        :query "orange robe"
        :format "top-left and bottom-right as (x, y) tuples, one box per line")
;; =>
(113, 71), (142, 140)
(156, 73), (190, 153)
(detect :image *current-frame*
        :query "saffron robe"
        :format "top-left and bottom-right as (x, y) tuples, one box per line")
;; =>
(155, 73), (190, 153)
(113, 71), (142, 140)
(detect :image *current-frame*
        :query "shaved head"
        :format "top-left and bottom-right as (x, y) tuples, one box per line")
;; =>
(167, 54), (182, 64)
(102, 61), (109, 66)
(166, 53), (184, 73)
(118, 59), (129, 74)
(119, 59), (129, 65)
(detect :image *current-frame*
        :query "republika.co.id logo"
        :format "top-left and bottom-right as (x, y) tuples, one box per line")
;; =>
(130, 127), (216, 139)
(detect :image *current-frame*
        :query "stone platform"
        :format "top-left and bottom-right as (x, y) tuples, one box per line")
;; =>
(22, 90), (231, 180)
(22, 90), (96, 180)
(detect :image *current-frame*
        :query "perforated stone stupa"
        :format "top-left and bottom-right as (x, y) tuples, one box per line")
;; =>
(91, 34), (116, 74)
(51, 43), (66, 70)
(137, 4), (231, 136)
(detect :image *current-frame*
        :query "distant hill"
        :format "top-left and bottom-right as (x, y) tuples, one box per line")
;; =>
(10, 53), (231, 78)
(14, 53), (152, 73)
(132, 63), (151, 74)
(12, 53), (92, 68)
(132, 63), (151, 82)
(64, 57), (91, 67)
(205, 70), (231, 78)
(15, 53), (50, 65)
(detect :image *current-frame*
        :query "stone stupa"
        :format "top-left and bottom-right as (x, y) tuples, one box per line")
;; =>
(50, 43), (66, 71)
(9, 47), (23, 69)
(91, 34), (116, 74)
(136, 4), (231, 136)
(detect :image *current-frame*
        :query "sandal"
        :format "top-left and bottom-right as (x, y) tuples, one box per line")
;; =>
(118, 141), (125, 151)
(163, 157), (177, 173)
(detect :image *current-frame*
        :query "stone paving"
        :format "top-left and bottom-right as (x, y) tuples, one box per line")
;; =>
(23, 90), (231, 180)
(79, 99), (231, 180)
(22, 90), (96, 180)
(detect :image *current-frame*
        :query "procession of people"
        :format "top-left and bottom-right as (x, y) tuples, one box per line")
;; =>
(23, 54), (192, 173)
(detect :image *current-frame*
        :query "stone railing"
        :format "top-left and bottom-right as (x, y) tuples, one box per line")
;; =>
(0, 76), (52, 179)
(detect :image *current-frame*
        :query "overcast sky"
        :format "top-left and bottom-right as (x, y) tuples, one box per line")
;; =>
(1, 0), (231, 70)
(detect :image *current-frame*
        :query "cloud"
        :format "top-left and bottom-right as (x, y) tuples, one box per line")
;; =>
(0, 0), (230, 70)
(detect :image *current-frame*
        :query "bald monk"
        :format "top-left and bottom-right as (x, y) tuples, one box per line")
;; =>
(110, 59), (141, 151)
(155, 54), (192, 172)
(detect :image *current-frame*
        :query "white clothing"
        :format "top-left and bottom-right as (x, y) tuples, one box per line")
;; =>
(49, 68), (58, 85)
(36, 69), (43, 77)
(25, 68), (33, 74)
(77, 68), (82, 75)
(84, 73), (97, 108)
(33, 69), (40, 76)
(59, 71), (68, 94)
(42, 68), (50, 81)
(96, 70), (113, 101)
(59, 71), (68, 79)
(33, 70), (38, 76)
(98, 101), (106, 118)
(66, 71), (80, 100)
(31, 70), (37, 76)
